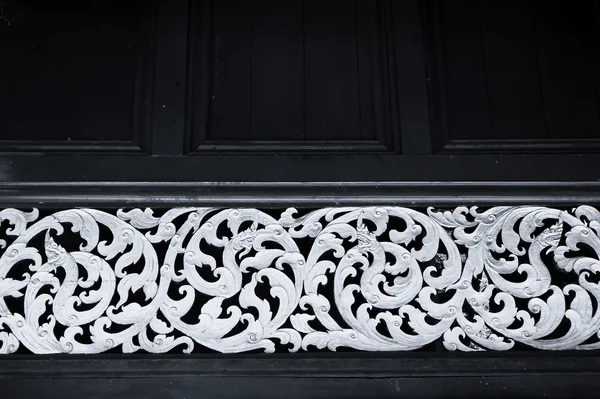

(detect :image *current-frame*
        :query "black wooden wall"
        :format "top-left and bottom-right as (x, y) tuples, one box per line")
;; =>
(1, 0), (599, 158)
(192, 0), (390, 150)
(429, 0), (600, 153)
(1, 1), (600, 398)
(0, 0), (153, 152)
(2, 0), (599, 159)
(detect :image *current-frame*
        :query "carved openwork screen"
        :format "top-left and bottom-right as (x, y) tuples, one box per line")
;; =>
(1, 0), (600, 397)
(1, 205), (598, 354)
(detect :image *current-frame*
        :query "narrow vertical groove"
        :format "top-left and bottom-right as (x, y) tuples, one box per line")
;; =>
(151, 0), (189, 155)
(301, 0), (307, 141)
(476, 4), (494, 138)
(592, 59), (600, 134)
(383, 0), (399, 152)
(148, 1), (160, 153)
(183, 0), (198, 153)
(430, 0), (451, 151)
(353, 0), (363, 141)
(530, 3), (550, 139)
(591, 0), (600, 131)
(248, 2), (253, 141)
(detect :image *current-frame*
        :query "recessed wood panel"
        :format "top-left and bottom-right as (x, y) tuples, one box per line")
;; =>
(534, 0), (600, 139)
(0, 0), (153, 152)
(189, 0), (393, 153)
(303, 0), (361, 141)
(250, 0), (305, 141)
(431, 0), (600, 149)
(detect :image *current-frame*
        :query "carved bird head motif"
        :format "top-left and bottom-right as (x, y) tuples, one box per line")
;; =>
(230, 221), (258, 256)
(356, 214), (377, 253)
(44, 231), (67, 265)
(539, 219), (563, 254)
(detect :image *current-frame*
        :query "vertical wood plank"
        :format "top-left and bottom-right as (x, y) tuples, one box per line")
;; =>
(355, 0), (377, 142)
(361, 0), (395, 149)
(593, 0), (600, 135)
(131, 0), (157, 152)
(479, 0), (546, 140)
(189, 0), (213, 150)
(304, 0), (361, 141)
(40, 4), (88, 141)
(0, 0), (139, 142)
(209, 0), (251, 141)
(0, 3), (36, 140)
(422, 0), (450, 152)
(88, 0), (139, 142)
(152, 0), (189, 154)
(391, 0), (432, 154)
(533, 0), (600, 139)
(440, 0), (492, 141)
(250, 0), (305, 141)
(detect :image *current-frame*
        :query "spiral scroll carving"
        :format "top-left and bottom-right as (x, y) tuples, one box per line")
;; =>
(0, 206), (600, 354)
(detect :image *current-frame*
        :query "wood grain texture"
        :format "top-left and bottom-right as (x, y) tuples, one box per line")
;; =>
(429, 0), (600, 151)
(438, 0), (492, 141)
(303, 0), (360, 141)
(208, 0), (252, 141)
(1, 1), (600, 398)
(250, 0), (305, 141)
(533, 0), (600, 139)
(2, 356), (600, 399)
(189, 0), (394, 152)
(0, 0), (155, 153)
(479, 0), (546, 140)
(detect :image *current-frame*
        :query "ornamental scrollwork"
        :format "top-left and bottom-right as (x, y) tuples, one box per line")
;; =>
(0, 206), (599, 354)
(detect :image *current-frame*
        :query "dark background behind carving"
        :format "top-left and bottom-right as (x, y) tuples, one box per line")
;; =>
(1, 0), (600, 397)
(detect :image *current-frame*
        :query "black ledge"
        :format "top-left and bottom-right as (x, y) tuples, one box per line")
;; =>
(0, 154), (596, 183)
(0, 352), (599, 379)
(0, 153), (598, 207)
(2, 353), (600, 399)
(0, 181), (599, 208)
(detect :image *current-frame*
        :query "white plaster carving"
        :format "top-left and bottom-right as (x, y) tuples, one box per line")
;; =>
(0, 206), (599, 353)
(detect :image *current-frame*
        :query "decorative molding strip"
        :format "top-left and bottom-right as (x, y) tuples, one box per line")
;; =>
(0, 206), (599, 354)
(437, 139), (600, 155)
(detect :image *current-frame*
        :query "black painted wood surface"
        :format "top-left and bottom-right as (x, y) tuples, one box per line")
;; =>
(189, 0), (394, 153)
(0, 0), (155, 153)
(2, 354), (600, 399)
(0, 0), (600, 397)
(427, 0), (600, 153)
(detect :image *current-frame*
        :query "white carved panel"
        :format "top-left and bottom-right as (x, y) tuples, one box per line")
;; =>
(0, 206), (599, 354)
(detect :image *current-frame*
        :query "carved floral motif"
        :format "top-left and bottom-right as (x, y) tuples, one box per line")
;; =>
(0, 206), (599, 354)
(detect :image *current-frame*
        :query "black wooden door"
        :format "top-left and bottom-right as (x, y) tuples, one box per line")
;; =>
(1, 1), (600, 398)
